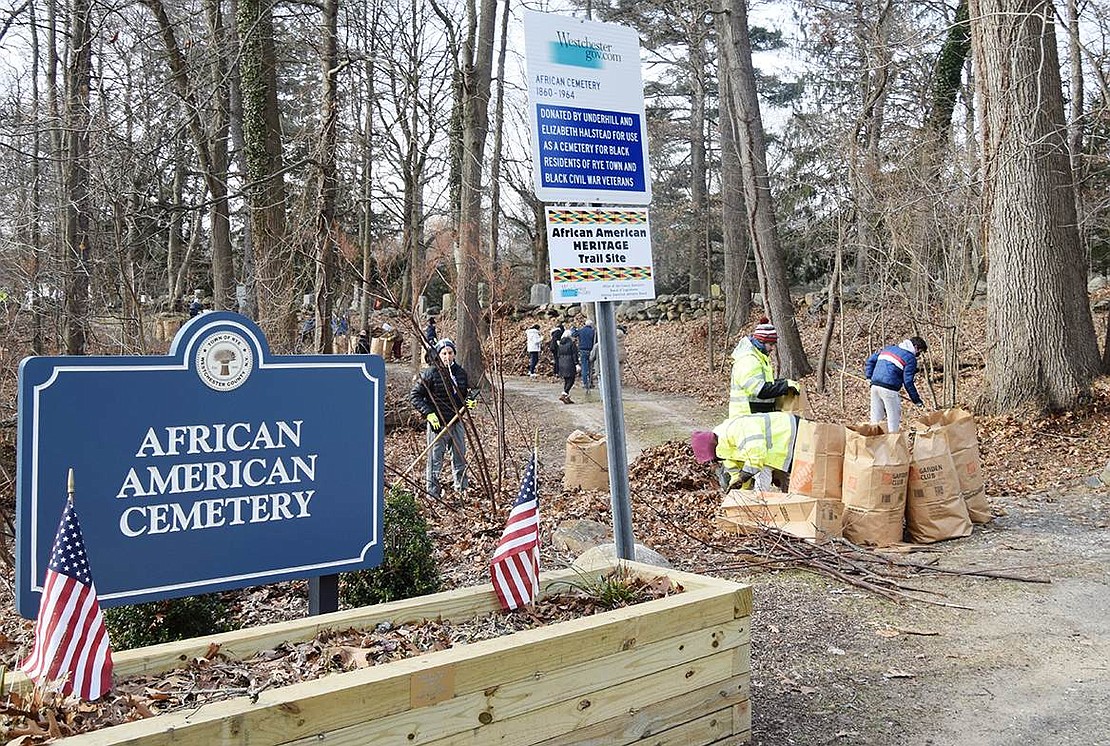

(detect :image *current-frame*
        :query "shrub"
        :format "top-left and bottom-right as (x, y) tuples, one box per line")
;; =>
(340, 485), (441, 608)
(104, 594), (230, 651)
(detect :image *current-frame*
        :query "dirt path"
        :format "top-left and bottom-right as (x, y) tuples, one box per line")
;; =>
(501, 374), (1110, 746)
(502, 374), (718, 465)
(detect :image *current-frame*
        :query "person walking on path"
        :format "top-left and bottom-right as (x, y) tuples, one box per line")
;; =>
(424, 317), (438, 348)
(410, 339), (476, 500)
(864, 336), (928, 433)
(555, 329), (579, 403)
(728, 317), (799, 417)
(549, 322), (565, 377)
(573, 319), (596, 390)
(525, 324), (543, 376)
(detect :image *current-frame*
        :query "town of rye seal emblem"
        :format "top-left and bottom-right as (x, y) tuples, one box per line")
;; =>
(196, 331), (254, 391)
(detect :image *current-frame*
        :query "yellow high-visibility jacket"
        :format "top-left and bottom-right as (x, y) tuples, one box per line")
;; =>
(713, 412), (800, 473)
(729, 337), (775, 417)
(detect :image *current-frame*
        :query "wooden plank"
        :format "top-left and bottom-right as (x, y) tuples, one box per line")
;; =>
(277, 633), (750, 746)
(57, 584), (744, 745)
(732, 701), (752, 738)
(447, 588), (745, 697)
(5, 562), (735, 691)
(535, 674), (751, 746)
(418, 649), (739, 746)
(631, 709), (735, 746)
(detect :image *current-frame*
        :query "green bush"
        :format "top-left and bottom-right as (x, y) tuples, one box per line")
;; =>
(340, 485), (441, 608)
(104, 593), (230, 651)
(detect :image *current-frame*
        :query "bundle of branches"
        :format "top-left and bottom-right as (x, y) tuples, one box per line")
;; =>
(705, 527), (1049, 609)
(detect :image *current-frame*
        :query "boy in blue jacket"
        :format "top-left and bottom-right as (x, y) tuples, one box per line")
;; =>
(864, 336), (928, 432)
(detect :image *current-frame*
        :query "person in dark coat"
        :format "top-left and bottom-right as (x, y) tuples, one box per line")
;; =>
(549, 322), (565, 377)
(424, 317), (438, 347)
(573, 319), (596, 390)
(410, 339), (474, 499)
(555, 329), (579, 404)
(355, 329), (371, 354)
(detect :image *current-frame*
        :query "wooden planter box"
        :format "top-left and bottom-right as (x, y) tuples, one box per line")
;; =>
(15, 560), (751, 745)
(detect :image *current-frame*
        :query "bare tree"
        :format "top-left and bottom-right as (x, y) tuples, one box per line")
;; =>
(713, 0), (751, 342)
(141, 0), (235, 311)
(62, 0), (93, 354)
(970, 0), (1101, 411)
(439, 0), (497, 383)
(237, 0), (289, 334)
(716, 0), (811, 377)
(312, 0), (340, 355)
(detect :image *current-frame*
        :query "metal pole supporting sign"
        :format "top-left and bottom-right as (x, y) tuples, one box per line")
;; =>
(595, 300), (635, 560)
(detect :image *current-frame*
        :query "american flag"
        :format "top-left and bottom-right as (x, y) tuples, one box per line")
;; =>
(491, 452), (540, 610)
(21, 498), (113, 700)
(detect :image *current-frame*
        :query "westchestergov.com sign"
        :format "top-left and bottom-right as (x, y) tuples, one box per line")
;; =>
(524, 11), (651, 205)
(15, 312), (385, 617)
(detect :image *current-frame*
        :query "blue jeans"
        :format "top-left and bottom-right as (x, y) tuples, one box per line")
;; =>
(579, 350), (593, 389)
(427, 420), (466, 498)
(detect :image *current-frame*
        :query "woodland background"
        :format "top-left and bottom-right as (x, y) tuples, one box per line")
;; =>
(0, 0), (1108, 416)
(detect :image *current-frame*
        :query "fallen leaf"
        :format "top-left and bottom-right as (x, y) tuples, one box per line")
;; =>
(326, 646), (373, 669)
(883, 668), (914, 679)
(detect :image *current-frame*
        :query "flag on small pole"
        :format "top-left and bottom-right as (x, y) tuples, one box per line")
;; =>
(21, 469), (114, 700)
(490, 450), (540, 610)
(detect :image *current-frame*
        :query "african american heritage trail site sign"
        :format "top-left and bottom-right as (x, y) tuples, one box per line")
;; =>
(15, 312), (385, 617)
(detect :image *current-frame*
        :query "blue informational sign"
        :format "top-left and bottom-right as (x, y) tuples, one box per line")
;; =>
(536, 104), (646, 195)
(15, 312), (385, 617)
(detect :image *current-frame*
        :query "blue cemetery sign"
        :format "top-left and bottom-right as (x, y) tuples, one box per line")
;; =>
(15, 312), (385, 617)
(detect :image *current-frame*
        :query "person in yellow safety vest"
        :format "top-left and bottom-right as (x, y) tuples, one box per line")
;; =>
(691, 412), (800, 492)
(729, 317), (800, 417)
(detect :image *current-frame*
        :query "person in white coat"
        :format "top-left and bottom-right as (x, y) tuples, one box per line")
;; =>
(524, 324), (543, 376)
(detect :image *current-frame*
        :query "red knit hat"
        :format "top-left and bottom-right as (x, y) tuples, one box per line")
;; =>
(690, 431), (718, 463)
(752, 317), (778, 344)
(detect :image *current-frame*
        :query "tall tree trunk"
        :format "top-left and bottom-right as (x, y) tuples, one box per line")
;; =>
(63, 0), (92, 355)
(228, 0), (256, 318)
(454, 0), (498, 383)
(204, 0), (235, 311)
(688, 17), (709, 296)
(167, 155), (189, 302)
(717, 0), (810, 377)
(924, 0), (973, 402)
(358, 2), (379, 332)
(29, 0), (44, 354)
(926, 0), (971, 140)
(971, 0), (1101, 411)
(312, 0), (340, 354)
(143, 0), (236, 311)
(486, 0), (511, 266)
(237, 0), (288, 334)
(714, 3), (751, 341)
(850, 1), (893, 293)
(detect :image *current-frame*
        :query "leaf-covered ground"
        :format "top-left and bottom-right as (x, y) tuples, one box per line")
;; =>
(2, 299), (1110, 744)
